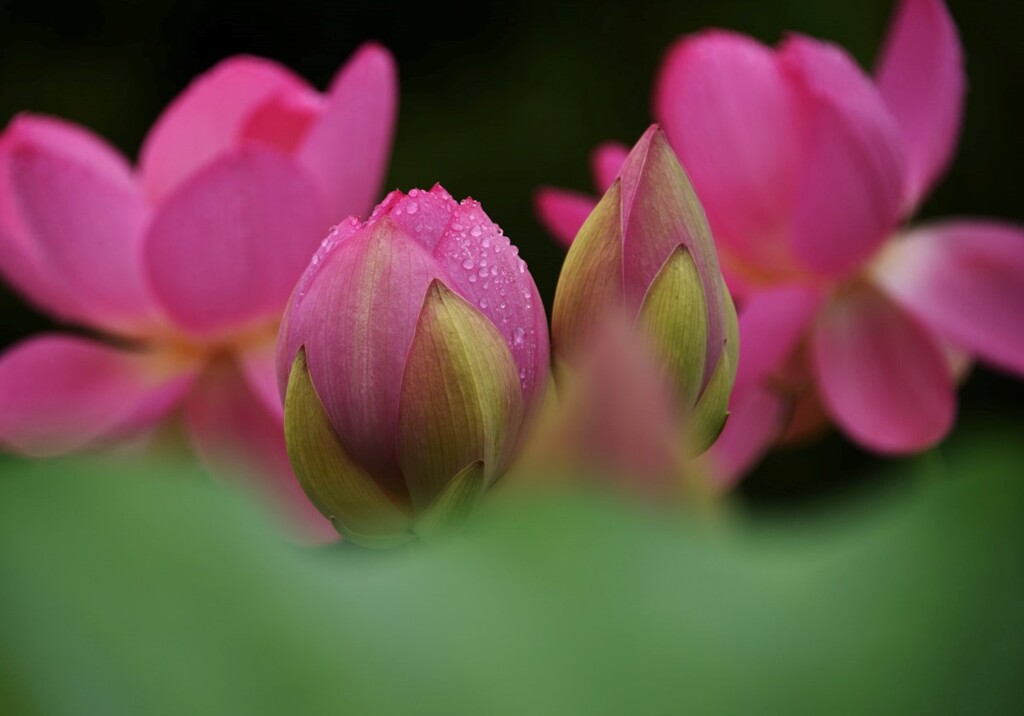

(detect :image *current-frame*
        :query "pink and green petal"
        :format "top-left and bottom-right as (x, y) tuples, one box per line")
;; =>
(0, 334), (195, 457)
(812, 285), (954, 454)
(433, 198), (550, 411)
(397, 281), (523, 509)
(619, 126), (728, 381)
(875, 0), (965, 209)
(142, 146), (329, 340)
(139, 56), (314, 201)
(277, 218), (445, 491)
(780, 36), (906, 277)
(873, 221), (1024, 377)
(297, 43), (398, 222)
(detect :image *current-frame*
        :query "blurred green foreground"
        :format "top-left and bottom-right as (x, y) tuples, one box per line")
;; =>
(1, 428), (1022, 716)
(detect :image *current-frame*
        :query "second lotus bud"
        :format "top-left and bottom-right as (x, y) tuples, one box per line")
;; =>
(552, 125), (738, 455)
(278, 185), (549, 546)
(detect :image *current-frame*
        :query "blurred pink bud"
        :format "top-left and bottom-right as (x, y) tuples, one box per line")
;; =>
(277, 186), (550, 545)
(0, 44), (399, 540)
(551, 125), (738, 457)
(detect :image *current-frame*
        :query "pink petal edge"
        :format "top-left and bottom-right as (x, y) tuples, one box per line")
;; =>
(139, 55), (315, 202)
(0, 334), (196, 457)
(875, 0), (965, 209)
(812, 284), (954, 454)
(873, 220), (1024, 377)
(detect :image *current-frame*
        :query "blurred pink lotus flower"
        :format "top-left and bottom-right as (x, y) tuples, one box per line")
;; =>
(277, 186), (549, 545)
(0, 44), (397, 538)
(538, 0), (1024, 482)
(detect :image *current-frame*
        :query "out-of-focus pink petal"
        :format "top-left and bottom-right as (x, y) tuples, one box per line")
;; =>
(591, 142), (629, 193)
(654, 31), (803, 274)
(534, 187), (595, 247)
(534, 315), (687, 492)
(139, 56), (314, 202)
(297, 43), (397, 222)
(277, 218), (445, 491)
(0, 115), (158, 333)
(238, 338), (284, 420)
(734, 285), (822, 394)
(240, 86), (325, 154)
(780, 36), (906, 277)
(875, 0), (964, 208)
(143, 146), (329, 339)
(812, 285), (954, 453)
(0, 334), (196, 457)
(185, 359), (335, 544)
(701, 384), (790, 488)
(873, 221), (1024, 376)
(433, 198), (550, 412)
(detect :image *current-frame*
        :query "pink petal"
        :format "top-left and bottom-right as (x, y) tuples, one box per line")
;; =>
(873, 220), (1024, 376)
(538, 315), (687, 492)
(238, 339), (284, 420)
(432, 198), (550, 413)
(139, 56), (315, 202)
(383, 184), (458, 253)
(812, 285), (954, 453)
(240, 86), (324, 154)
(277, 217), (445, 490)
(654, 31), (804, 274)
(534, 187), (595, 248)
(734, 285), (822, 395)
(142, 146), (329, 339)
(701, 384), (790, 488)
(780, 36), (906, 277)
(590, 142), (629, 193)
(0, 334), (195, 457)
(297, 43), (398, 222)
(185, 359), (335, 544)
(0, 114), (158, 333)
(875, 0), (965, 208)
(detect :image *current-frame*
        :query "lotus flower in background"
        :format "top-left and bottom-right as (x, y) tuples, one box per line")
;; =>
(0, 44), (397, 538)
(277, 186), (549, 546)
(539, 0), (1024, 483)
(551, 125), (738, 460)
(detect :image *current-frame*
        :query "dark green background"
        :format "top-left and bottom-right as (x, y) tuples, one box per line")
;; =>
(1, 0), (1021, 504)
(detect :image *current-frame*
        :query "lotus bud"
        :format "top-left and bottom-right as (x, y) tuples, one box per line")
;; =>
(552, 125), (738, 454)
(277, 186), (549, 546)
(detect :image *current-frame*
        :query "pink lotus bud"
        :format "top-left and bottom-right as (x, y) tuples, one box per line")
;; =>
(552, 125), (738, 455)
(277, 185), (549, 546)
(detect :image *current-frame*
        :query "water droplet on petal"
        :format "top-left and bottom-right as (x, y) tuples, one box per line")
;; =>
(462, 258), (475, 270)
